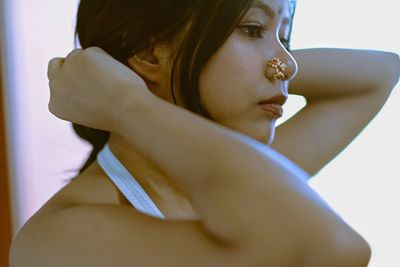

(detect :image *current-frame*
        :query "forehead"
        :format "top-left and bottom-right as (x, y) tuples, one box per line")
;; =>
(249, 0), (292, 21)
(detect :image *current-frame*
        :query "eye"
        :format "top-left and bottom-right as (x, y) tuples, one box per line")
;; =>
(238, 24), (292, 52)
(238, 24), (266, 38)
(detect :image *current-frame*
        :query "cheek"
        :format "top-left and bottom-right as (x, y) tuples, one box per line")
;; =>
(199, 36), (263, 120)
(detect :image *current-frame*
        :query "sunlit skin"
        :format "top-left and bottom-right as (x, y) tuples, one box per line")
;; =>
(62, 0), (296, 219)
(41, 0), (399, 223)
(199, 0), (297, 145)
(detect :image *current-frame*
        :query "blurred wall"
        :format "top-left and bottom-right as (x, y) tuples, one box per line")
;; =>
(0, 17), (12, 267)
(1, 64), (12, 267)
(1, 0), (90, 236)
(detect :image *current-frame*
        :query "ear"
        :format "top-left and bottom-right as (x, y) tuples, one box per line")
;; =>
(127, 43), (172, 84)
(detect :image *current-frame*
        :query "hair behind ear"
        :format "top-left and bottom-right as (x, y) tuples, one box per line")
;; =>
(72, 123), (110, 174)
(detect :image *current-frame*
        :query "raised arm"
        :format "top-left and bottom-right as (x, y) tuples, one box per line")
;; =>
(112, 84), (372, 264)
(272, 48), (399, 176)
(12, 48), (371, 267)
(290, 48), (399, 98)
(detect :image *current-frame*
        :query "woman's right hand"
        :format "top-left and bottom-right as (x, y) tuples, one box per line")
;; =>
(47, 47), (153, 132)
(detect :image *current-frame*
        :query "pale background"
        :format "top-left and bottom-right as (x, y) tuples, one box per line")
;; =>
(1, 0), (399, 266)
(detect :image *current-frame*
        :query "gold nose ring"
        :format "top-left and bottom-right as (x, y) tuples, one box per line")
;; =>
(267, 57), (287, 80)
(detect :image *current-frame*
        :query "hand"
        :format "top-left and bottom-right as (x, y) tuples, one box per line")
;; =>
(47, 47), (151, 131)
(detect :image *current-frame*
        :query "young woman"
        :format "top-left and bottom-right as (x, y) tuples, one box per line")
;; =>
(10, 0), (399, 266)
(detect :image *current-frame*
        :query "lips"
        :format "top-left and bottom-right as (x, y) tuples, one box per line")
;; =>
(258, 94), (287, 106)
(258, 94), (287, 118)
(258, 103), (283, 117)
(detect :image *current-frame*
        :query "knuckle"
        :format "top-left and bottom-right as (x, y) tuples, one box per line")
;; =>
(48, 102), (66, 120)
(48, 82), (53, 91)
(87, 46), (102, 52)
(48, 80), (59, 93)
(70, 48), (82, 56)
(48, 58), (57, 67)
(87, 46), (105, 55)
(47, 58), (63, 80)
(66, 49), (82, 62)
(48, 102), (56, 115)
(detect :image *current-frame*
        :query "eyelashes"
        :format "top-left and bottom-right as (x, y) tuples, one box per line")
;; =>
(238, 24), (266, 38)
(237, 24), (291, 52)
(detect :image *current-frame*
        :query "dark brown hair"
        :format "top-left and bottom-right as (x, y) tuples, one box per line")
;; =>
(73, 0), (297, 174)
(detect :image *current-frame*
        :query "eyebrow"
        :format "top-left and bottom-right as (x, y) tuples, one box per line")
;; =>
(250, 0), (290, 22)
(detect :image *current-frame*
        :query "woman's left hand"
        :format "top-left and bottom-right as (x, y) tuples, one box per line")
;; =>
(47, 47), (152, 131)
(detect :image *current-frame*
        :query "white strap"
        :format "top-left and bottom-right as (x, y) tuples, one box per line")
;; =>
(97, 144), (165, 219)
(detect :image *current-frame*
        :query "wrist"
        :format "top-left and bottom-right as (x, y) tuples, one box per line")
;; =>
(111, 82), (157, 135)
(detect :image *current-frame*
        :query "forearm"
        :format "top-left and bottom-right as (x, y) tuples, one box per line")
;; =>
(114, 90), (358, 250)
(289, 48), (400, 100)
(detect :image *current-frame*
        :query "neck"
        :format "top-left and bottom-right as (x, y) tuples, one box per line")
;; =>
(106, 133), (198, 219)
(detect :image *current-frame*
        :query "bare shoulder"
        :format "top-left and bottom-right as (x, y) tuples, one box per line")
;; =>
(9, 162), (241, 267)
(37, 161), (131, 214)
(10, 204), (244, 267)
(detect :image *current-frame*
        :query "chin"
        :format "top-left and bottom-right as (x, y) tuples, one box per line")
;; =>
(262, 135), (275, 146)
(250, 130), (274, 146)
(221, 117), (275, 145)
(257, 127), (275, 146)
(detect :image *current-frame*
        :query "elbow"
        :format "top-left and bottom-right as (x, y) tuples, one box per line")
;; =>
(299, 225), (372, 267)
(326, 228), (372, 267)
(390, 52), (400, 88)
(334, 231), (372, 267)
(378, 52), (400, 90)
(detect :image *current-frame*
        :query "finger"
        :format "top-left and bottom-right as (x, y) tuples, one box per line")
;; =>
(87, 46), (106, 54)
(47, 57), (65, 81)
(65, 48), (83, 61)
(86, 46), (110, 58)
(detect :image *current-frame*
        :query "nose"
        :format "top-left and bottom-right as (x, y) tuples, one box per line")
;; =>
(265, 49), (298, 82)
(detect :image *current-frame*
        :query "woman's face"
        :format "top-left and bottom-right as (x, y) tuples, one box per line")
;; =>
(199, 0), (298, 145)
